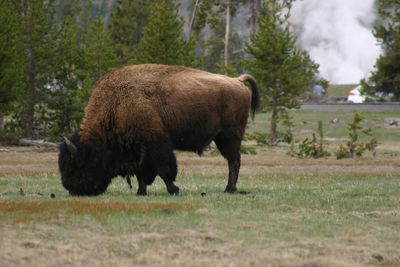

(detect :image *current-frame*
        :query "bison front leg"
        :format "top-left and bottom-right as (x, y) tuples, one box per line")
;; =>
(135, 164), (157, 196)
(136, 175), (147, 196)
(214, 132), (242, 193)
(149, 141), (180, 195)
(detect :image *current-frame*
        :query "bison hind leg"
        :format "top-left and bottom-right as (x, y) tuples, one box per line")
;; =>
(214, 132), (242, 193)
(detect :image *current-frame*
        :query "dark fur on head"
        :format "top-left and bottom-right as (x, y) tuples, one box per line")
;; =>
(59, 130), (156, 196)
(58, 131), (113, 196)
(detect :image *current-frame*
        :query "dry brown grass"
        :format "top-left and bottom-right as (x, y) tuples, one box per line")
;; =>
(1, 144), (399, 177)
(0, 148), (58, 175)
(0, 226), (395, 267)
(0, 200), (192, 214)
(0, 199), (194, 225)
(179, 149), (400, 180)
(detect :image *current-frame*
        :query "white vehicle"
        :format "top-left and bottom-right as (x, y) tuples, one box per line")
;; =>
(347, 85), (366, 103)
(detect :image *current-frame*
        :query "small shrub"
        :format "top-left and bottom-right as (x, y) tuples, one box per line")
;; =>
(0, 121), (23, 145)
(335, 144), (351, 159)
(279, 112), (294, 144)
(245, 131), (269, 145)
(288, 120), (330, 158)
(335, 113), (378, 159)
(209, 145), (256, 155)
(245, 112), (294, 146)
(245, 130), (293, 146)
(240, 145), (256, 155)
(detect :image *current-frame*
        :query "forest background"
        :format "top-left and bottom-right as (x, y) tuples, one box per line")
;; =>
(0, 0), (398, 143)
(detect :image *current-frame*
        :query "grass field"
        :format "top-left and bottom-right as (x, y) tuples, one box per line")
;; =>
(1, 110), (400, 266)
(253, 110), (400, 143)
(327, 84), (358, 97)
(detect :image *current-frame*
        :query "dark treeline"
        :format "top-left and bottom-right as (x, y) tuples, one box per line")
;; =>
(0, 0), (323, 143)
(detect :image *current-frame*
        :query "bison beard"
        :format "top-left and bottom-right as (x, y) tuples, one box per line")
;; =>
(58, 64), (259, 196)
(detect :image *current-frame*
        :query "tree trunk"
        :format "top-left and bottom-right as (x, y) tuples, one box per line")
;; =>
(21, 0), (35, 137)
(24, 52), (36, 137)
(250, 0), (263, 35)
(0, 112), (4, 131)
(188, 0), (200, 39)
(269, 107), (278, 145)
(224, 0), (230, 73)
(23, 52), (36, 136)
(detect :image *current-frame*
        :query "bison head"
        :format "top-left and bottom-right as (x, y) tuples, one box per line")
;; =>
(58, 131), (112, 196)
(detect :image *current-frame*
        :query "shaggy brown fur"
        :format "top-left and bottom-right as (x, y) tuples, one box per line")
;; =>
(59, 64), (259, 196)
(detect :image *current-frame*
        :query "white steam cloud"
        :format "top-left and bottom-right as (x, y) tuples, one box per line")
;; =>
(291, 0), (381, 84)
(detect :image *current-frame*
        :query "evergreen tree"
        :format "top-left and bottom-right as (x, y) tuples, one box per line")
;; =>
(134, 0), (195, 66)
(244, 0), (318, 144)
(363, 0), (400, 99)
(204, 23), (244, 76)
(0, 1), (23, 128)
(192, 0), (246, 74)
(109, 0), (155, 64)
(17, 0), (56, 137)
(49, 5), (118, 137)
(76, 16), (119, 124)
(249, 0), (263, 35)
(82, 16), (119, 95)
(47, 4), (83, 136)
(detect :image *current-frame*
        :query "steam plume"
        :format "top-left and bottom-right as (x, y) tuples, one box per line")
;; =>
(291, 0), (381, 84)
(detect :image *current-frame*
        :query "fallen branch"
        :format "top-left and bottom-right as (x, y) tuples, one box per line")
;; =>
(19, 138), (59, 148)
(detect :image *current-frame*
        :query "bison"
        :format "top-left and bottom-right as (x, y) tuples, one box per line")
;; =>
(59, 64), (259, 196)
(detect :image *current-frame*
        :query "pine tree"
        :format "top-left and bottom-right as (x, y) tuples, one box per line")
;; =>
(204, 23), (244, 76)
(108, 0), (155, 64)
(0, 1), (23, 129)
(49, 4), (118, 137)
(75, 16), (119, 125)
(134, 0), (195, 66)
(363, 0), (400, 99)
(17, 0), (57, 137)
(191, 0), (247, 74)
(82, 16), (119, 93)
(46, 3), (83, 136)
(249, 0), (263, 35)
(244, 0), (318, 144)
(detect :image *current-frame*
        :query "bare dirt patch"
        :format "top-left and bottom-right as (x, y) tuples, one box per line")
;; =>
(383, 117), (400, 128)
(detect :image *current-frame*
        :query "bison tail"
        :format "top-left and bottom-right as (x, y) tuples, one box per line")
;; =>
(238, 74), (260, 120)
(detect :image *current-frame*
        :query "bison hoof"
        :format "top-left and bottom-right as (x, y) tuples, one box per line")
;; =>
(136, 191), (147, 196)
(224, 187), (237, 193)
(168, 187), (180, 196)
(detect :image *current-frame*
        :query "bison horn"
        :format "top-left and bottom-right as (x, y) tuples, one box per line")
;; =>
(63, 137), (78, 157)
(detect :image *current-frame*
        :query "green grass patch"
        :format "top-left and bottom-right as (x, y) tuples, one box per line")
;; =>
(250, 110), (400, 142)
(327, 84), (358, 97)
(1, 172), (399, 239)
